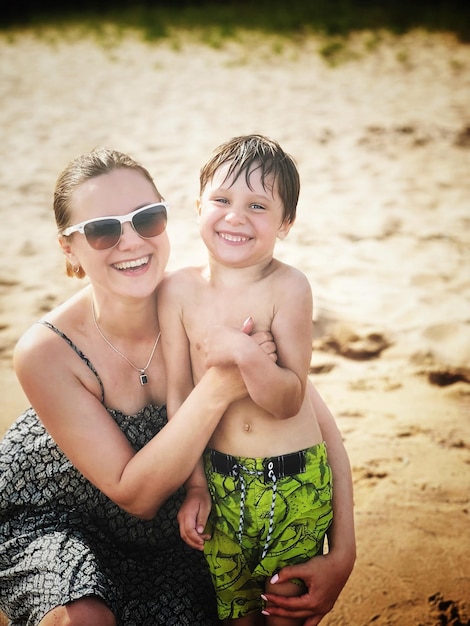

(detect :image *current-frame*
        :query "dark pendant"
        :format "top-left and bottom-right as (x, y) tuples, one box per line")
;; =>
(140, 373), (148, 385)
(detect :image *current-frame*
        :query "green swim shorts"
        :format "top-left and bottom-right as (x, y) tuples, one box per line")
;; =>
(202, 442), (333, 620)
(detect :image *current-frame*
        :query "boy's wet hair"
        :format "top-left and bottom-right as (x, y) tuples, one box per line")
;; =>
(199, 135), (300, 224)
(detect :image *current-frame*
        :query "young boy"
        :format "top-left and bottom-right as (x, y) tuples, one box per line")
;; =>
(158, 135), (333, 625)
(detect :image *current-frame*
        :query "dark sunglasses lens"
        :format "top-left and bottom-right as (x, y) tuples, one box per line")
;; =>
(84, 219), (121, 250)
(133, 205), (167, 238)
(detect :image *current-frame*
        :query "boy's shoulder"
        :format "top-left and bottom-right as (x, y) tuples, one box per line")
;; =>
(268, 260), (313, 306)
(163, 265), (205, 281)
(159, 265), (205, 294)
(272, 258), (311, 285)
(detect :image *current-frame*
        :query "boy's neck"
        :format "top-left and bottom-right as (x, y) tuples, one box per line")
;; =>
(204, 256), (278, 286)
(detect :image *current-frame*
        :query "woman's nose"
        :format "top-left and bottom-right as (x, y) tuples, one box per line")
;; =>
(118, 220), (142, 247)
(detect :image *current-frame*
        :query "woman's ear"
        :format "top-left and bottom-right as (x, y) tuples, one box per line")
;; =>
(58, 235), (79, 267)
(58, 235), (86, 279)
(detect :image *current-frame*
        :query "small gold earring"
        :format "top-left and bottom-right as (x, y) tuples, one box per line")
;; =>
(73, 265), (81, 274)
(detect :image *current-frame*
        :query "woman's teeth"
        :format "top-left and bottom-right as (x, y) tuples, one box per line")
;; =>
(113, 256), (149, 270)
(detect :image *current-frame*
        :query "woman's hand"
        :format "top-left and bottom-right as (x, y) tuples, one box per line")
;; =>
(262, 548), (355, 625)
(203, 317), (277, 369)
(205, 317), (277, 399)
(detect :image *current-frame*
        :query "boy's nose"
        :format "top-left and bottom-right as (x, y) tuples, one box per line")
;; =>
(225, 207), (246, 225)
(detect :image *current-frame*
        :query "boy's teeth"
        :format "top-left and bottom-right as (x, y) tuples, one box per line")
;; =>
(220, 233), (249, 242)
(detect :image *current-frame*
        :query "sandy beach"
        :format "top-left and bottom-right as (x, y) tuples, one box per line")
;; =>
(0, 26), (469, 624)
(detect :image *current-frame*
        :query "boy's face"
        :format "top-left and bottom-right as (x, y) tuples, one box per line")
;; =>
(197, 162), (292, 269)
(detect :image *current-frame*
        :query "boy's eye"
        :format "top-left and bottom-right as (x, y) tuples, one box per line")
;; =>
(250, 204), (266, 211)
(214, 197), (229, 205)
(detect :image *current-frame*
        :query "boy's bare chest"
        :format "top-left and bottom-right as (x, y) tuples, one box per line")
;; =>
(184, 283), (274, 336)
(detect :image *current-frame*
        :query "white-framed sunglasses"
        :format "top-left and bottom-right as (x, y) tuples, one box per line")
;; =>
(61, 202), (169, 250)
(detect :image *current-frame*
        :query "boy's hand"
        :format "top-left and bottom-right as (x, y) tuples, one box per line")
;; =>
(241, 317), (278, 362)
(177, 486), (212, 550)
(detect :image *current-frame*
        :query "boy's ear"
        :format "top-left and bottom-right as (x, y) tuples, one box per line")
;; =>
(196, 198), (202, 216)
(277, 219), (293, 240)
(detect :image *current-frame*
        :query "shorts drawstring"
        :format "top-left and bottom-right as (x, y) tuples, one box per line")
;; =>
(263, 460), (278, 559)
(230, 460), (277, 559)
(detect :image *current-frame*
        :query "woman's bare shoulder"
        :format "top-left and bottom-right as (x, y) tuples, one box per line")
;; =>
(14, 287), (90, 368)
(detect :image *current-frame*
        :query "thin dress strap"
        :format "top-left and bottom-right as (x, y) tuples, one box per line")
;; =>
(38, 320), (105, 404)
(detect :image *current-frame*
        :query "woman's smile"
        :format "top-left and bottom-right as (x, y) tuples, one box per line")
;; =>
(112, 254), (151, 271)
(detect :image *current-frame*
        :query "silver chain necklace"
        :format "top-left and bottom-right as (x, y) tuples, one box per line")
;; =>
(91, 301), (161, 386)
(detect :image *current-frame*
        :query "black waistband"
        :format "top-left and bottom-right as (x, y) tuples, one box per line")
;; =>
(209, 449), (306, 482)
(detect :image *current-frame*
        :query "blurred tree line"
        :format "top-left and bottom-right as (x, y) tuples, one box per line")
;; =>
(1, 0), (469, 40)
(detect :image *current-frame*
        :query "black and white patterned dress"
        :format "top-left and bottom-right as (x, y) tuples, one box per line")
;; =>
(0, 323), (218, 626)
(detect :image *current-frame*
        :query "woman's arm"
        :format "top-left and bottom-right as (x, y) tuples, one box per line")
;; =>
(263, 381), (356, 625)
(14, 325), (247, 520)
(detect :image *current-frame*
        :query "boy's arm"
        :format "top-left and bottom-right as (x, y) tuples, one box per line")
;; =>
(177, 457), (212, 550)
(205, 268), (313, 419)
(157, 274), (212, 549)
(157, 273), (195, 420)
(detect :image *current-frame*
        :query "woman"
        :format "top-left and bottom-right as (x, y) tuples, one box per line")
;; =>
(0, 148), (355, 626)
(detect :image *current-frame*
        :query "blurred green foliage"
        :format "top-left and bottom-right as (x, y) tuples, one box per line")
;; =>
(1, 0), (469, 41)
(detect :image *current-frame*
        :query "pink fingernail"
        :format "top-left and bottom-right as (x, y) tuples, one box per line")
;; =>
(262, 610), (270, 616)
(270, 573), (279, 584)
(261, 594), (268, 601)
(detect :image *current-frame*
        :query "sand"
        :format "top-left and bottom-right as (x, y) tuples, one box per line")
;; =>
(0, 26), (469, 625)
